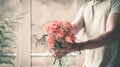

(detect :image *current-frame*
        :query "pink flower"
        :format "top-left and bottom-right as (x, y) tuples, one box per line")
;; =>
(45, 24), (51, 33)
(61, 21), (75, 33)
(55, 28), (66, 38)
(46, 35), (55, 48)
(65, 34), (76, 43)
(45, 20), (61, 33)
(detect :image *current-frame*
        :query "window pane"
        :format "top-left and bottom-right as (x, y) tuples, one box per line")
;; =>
(32, 0), (76, 66)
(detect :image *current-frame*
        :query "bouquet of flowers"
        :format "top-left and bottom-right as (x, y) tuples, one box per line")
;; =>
(37, 20), (76, 66)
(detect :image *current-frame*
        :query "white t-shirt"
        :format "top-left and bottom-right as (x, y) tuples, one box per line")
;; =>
(79, 0), (120, 67)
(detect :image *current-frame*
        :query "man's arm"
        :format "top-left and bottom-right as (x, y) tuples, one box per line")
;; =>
(72, 8), (84, 34)
(54, 13), (120, 58)
(76, 13), (120, 50)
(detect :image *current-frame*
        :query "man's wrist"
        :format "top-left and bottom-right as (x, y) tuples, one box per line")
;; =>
(73, 42), (84, 51)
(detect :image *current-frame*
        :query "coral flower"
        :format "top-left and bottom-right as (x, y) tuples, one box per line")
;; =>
(46, 36), (55, 48)
(45, 20), (61, 33)
(55, 28), (66, 38)
(61, 21), (75, 32)
(65, 34), (76, 43)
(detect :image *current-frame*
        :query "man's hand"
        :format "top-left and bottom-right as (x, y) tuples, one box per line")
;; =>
(53, 43), (80, 58)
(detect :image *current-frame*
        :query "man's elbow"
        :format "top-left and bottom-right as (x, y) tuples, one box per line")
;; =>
(107, 29), (120, 40)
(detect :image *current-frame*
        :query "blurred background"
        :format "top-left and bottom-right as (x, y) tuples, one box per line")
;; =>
(0, 0), (90, 67)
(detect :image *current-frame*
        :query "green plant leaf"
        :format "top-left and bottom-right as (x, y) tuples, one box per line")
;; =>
(0, 56), (15, 66)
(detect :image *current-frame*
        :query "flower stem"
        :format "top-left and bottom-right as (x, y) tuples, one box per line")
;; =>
(53, 58), (57, 65)
(53, 58), (62, 66)
(59, 58), (62, 66)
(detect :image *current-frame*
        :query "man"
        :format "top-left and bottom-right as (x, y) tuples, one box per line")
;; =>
(54, 0), (120, 67)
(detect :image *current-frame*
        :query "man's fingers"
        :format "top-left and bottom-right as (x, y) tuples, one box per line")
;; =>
(54, 48), (70, 53)
(54, 52), (68, 58)
(62, 43), (71, 47)
(52, 43), (74, 58)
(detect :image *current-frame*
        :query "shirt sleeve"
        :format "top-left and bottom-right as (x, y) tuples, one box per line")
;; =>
(77, 3), (88, 16)
(72, 3), (87, 24)
(110, 0), (120, 13)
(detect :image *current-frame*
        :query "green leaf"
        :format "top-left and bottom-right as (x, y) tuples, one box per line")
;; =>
(0, 26), (5, 30)
(2, 33), (16, 42)
(0, 40), (14, 47)
(0, 49), (14, 54)
(0, 56), (15, 66)
(36, 34), (48, 46)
